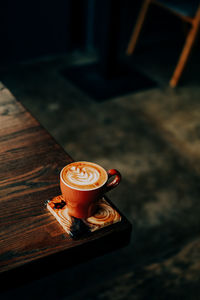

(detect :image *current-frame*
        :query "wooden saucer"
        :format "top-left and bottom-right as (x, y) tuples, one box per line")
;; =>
(47, 195), (121, 238)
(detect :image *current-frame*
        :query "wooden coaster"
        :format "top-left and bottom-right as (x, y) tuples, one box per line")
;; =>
(47, 195), (121, 238)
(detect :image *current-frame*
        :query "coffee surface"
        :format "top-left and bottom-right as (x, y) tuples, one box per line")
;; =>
(61, 162), (108, 190)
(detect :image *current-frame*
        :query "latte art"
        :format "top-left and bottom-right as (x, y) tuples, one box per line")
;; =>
(61, 161), (108, 190)
(67, 166), (100, 186)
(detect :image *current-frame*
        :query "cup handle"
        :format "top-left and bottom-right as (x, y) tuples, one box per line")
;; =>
(105, 169), (121, 193)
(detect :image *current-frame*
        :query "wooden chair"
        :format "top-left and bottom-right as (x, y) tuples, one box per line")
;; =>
(126, 0), (200, 87)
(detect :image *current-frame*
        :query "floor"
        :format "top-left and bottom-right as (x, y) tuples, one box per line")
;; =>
(1, 46), (200, 299)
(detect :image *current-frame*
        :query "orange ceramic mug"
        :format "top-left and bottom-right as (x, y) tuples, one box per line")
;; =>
(60, 161), (121, 219)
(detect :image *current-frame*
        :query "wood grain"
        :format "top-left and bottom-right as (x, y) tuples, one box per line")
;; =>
(47, 196), (122, 236)
(0, 83), (131, 288)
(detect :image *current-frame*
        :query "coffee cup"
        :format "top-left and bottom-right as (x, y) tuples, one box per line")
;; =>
(60, 161), (121, 219)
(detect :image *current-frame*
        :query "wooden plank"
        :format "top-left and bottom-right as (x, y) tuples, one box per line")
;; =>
(0, 83), (131, 288)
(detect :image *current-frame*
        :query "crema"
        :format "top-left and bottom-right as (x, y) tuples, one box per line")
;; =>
(61, 162), (108, 190)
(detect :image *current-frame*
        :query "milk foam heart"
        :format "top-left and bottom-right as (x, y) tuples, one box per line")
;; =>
(61, 162), (108, 190)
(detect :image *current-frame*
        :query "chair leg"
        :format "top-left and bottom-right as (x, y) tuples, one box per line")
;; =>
(126, 0), (151, 55)
(170, 11), (200, 87)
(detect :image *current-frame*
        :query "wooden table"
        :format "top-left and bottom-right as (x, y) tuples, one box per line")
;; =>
(0, 83), (131, 289)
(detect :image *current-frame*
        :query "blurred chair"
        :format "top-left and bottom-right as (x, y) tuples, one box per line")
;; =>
(126, 0), (200, 87)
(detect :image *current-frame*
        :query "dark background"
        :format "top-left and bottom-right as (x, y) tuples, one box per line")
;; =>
(1, 0), (186, 64)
